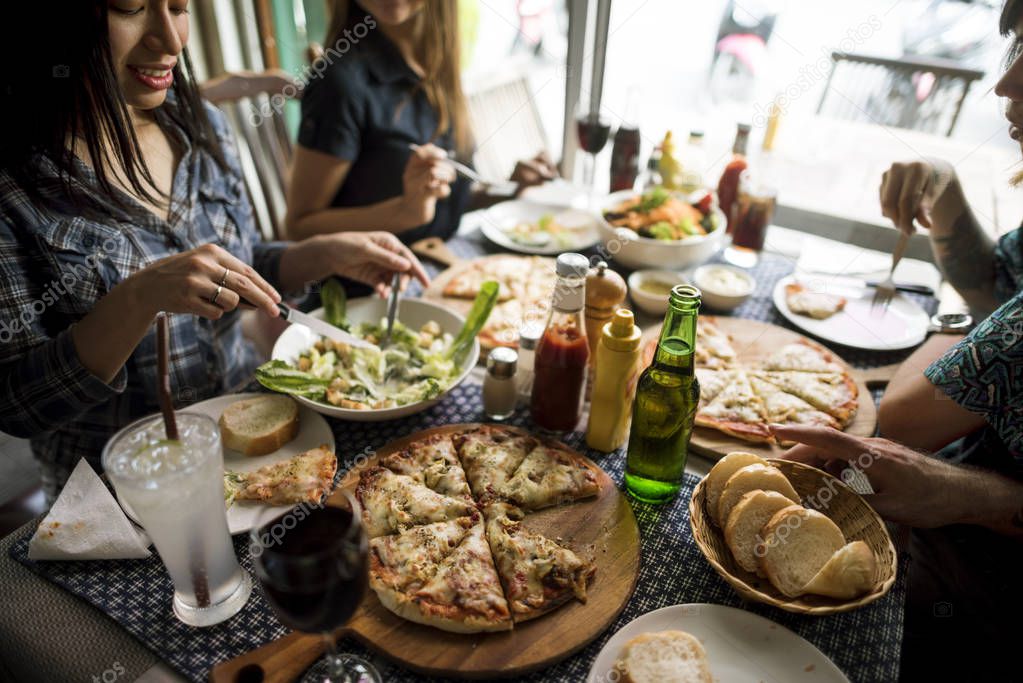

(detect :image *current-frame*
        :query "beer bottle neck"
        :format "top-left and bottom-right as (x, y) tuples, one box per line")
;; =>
(654, 301), (697, 370)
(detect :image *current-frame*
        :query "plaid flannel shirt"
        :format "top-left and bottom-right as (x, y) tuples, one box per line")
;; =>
(0, 99), (287, 499)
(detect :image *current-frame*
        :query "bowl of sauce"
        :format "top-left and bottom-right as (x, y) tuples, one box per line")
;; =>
(627, 269), (687, 316)
(692, 264), (755, 311)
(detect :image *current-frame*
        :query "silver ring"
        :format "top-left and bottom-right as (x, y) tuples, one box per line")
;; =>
(211, 284), (224, 306)
(219, 268), (231, 287)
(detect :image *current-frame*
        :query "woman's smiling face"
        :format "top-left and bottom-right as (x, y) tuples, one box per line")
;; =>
(107, 0), (190, 111)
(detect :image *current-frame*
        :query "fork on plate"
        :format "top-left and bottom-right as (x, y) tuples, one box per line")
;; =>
(871, 230), (912, 313)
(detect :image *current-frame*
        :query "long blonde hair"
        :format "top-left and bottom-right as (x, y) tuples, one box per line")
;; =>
(326, 1), (472, 157)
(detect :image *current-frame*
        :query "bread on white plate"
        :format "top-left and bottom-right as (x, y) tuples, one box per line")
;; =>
(724, 489), (797, 575)
(614, 630), (712, 683)
(219, 394), (300, 457)
(802, 540), (878, 599)
(715, 464), (799, 529)
(756, 506), (845, 598)
(704, 452), (769, 526)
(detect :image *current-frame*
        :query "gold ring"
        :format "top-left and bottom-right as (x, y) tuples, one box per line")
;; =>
(219, 268), (231, 287)
(211, 284), (224, 306)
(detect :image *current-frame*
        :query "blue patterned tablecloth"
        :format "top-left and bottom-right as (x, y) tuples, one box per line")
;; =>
(10, 233), (929, 683)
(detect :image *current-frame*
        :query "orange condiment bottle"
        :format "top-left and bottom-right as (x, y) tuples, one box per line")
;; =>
(717, 122), (751, 234)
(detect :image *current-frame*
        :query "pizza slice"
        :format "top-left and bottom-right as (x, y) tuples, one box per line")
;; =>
(405, 521), (513, 632)
(356, 466), (477, 538)
(224, 445), (337, 506)
(478, 298), (524, 350)
(497, 440), (600, 511)
(483, 502), (595, 622)
(750, 370), (859, 426)
(694, 370), (774, 443)
(695, 368), (738, 410)
(453, 426), (537, 503)
(784, 283), (846, 319)
(444, 260), (515, 302)
(380, 433), (471, 498)
(521, 256), (558, 304)
(696, 317), (738, 369)
(759, 340), (844, 374)
(369, 516), (475, 594)
(749, 376), (840, 431)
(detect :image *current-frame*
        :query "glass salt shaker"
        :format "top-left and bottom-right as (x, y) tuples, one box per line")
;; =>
(516, 322), (543, 407)
(483, 347), (518, 421)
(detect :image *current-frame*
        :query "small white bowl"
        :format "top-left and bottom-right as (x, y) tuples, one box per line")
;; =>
(627, 269), (687, 316)
(692, 264), (756, 311)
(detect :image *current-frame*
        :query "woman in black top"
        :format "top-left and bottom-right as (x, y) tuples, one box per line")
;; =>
(286, 0), (556, 244)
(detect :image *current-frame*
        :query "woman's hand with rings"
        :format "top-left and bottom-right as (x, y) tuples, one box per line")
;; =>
(127, 243), (281, 320)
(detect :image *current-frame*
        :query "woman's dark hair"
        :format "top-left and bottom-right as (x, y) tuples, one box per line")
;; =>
(1002, 0), (1023, 36)
(0, 2), (225, 217)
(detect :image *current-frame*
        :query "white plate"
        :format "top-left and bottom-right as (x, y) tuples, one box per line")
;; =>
(587, 603), (848, 683)
(773, 274), (929, 351)
(270, 297), (479, 421)
(480, 200), (600, 255)
(118, 393), (335, 535)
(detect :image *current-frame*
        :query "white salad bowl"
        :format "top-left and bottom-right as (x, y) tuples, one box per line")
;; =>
(270, 297), (479, 422)
(597, 189), (728, 270)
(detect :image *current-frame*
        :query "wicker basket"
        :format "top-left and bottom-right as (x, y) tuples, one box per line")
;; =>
(689, 459), (897, 615)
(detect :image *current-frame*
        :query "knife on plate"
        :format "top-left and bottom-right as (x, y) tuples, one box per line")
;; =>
(276, 303), (376, 350)
(795, 274), (934, 296)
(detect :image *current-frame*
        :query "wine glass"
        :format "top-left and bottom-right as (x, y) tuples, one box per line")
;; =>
(575, 104), (612, 209)
(250, 494), (380, 683)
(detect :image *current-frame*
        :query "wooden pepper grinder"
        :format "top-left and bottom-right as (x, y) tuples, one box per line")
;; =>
(585, 261), (628, 362)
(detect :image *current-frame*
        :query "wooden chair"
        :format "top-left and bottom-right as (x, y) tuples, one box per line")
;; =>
(817, 52), (984, 137)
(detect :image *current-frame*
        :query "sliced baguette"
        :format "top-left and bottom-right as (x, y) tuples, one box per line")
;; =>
(615, 630), (713, 683)
(715, 464), (799, 528)
(724, 490), (797, 574)
(704, 452), (769, 526)
(757, 506), (845, 597)
(802, 540), (877, 599)
(219, 395), (300, 457)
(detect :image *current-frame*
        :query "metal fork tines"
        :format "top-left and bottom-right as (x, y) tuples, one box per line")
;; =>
(871, 230), (912, 314)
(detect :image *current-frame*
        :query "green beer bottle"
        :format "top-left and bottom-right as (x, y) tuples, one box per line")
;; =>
(624, 285), (701, 503)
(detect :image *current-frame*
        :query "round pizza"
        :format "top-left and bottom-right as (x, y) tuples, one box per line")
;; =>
(354, 425), (600, 633)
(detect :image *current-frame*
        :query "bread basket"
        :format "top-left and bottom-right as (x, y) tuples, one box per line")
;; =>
(689, 459), (897, 615)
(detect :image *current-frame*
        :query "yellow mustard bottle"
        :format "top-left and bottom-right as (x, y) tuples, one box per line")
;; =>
(586, 309), (643, 452)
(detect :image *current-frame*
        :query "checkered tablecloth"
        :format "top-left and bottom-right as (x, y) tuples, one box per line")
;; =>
(10, 235), (928, 683)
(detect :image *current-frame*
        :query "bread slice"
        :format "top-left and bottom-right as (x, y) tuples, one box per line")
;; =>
(757, 506), (845, 597)
(704, 452), (769, 526)
(724, 490), (797, 574)
(219, 395), (300, 457)
(802, 540), (877, 599)
(615, 630), (712, 683)
(715, 464), (799, 528)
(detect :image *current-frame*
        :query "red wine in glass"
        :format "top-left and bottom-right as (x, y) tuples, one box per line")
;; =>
(252, 501), (379, 683)
(576, 112), (611, 208)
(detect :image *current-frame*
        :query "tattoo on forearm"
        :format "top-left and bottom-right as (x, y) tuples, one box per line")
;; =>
(931, 210), (996, 293)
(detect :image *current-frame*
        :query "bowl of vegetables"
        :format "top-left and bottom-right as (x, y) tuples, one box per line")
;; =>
(259, 282), (495, 421)
(598, 186), (727, 270)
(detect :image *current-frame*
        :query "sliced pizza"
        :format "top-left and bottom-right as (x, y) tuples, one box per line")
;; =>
(695, 368), (738, 410)
(478, 299), (524, 349)
(695, 370), (774, 443)
(696, 317), (739, 369)
(369, 516), (476, 594)
(380, 433), (471, 498)
(224, 445), (337, 506)
(356, 466), (477, 538)
(784, 283), (847, 319)
(497, 440), (600, 511)
(483, 502), (595, 622)
(443, 258), (516, 302)
(453, 426), (537, 503)
(749, 376), (840, 430)
(406, 521), (513, 632)
(759, 340), (844, 374)
(750, 370), (859, 426)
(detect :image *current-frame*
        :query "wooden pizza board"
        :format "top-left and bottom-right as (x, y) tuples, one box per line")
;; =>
(640, 317), (878, 461)
(210, 424), (640, 682)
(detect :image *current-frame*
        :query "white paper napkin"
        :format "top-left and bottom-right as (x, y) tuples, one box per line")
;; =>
(28, 458), (151, 561)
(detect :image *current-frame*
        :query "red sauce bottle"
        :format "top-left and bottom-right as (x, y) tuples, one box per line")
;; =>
(717, 122), (751, 234)
(530, 253), (591, 433)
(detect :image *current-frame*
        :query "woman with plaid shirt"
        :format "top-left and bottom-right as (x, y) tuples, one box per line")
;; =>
(0, 1), (428, 500)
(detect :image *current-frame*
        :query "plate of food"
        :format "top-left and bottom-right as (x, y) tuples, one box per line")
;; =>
(480, 200), (600, 255)
(598, 187), (727, 269)
(118, 393), (337, 535)
(773, 275), (930, 351)
(263, 288), (491, 420)
(587, 604), (849, 682)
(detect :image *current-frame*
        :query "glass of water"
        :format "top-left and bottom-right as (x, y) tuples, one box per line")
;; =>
(103, 411), (251, 627)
